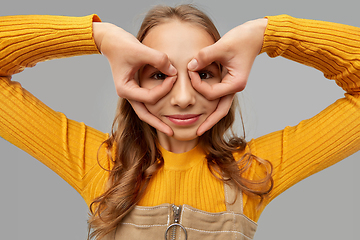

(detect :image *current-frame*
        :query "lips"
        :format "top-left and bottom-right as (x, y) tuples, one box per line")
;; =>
(165, 114), (201, 126)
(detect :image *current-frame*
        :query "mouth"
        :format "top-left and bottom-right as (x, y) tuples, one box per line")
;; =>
(165, 114), (201, 126)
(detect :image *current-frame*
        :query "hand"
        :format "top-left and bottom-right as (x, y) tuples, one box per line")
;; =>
(93, 22), (177, 136)
(188, 18), (268, 135)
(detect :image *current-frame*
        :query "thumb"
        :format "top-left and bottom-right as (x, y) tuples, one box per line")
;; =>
(188, 43), (224, 71)
(140, 46), (177, 76)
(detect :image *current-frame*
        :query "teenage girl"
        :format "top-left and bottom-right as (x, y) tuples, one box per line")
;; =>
(0, 4), (359, 240)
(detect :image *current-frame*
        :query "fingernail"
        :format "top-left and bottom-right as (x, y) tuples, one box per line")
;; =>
(196, 127), (204, 136)
(169, 76), (176, 85)
(169, 64), (177, 75)
(166, 128), (173, 136)
(188, 59), (198, 71)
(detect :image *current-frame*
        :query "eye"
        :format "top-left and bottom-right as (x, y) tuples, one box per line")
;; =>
(150, 71), (168, 80)
(198, 71), (213, 80)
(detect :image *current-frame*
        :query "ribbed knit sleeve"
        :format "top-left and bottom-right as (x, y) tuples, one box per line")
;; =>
(243, 15), (360, 221)
(0, 15), (111, 205)
(0, 15), (101, 76)
(260, 14), (360, 93)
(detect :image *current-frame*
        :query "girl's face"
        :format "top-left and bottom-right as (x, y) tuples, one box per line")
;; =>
(139, 20), (221, 152)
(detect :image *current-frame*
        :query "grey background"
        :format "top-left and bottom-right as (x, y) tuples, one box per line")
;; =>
(0, 0), (358, 239)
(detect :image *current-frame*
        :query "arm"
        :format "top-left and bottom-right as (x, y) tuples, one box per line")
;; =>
(244, 15), (360, 220)
(0, 15), (101, 76)
(0, 15), (110, 204)
(0, 15), (179, 204)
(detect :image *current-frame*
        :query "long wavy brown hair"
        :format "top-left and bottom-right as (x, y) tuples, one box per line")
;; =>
(88, 4), (273, 240)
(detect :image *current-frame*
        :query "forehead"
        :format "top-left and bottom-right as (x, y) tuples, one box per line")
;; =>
(142, 20), (215, 56)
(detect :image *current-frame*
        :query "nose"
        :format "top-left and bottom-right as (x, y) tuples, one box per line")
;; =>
(170, 71), (196, 109)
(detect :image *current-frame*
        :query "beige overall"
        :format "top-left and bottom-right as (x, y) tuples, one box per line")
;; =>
(103, 183), (257, 240)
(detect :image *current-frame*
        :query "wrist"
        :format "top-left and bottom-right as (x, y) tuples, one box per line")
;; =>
(93, 22), (116, 53)
(257, 18), (268, 54)
(242, 18), (268, 54)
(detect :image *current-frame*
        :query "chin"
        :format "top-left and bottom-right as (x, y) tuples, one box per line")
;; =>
(172, 130), (199, 142)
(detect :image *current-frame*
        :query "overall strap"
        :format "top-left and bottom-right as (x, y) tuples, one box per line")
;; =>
(224, 181), (243, 214)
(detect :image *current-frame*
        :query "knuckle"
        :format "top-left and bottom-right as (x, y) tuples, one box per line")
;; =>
(156, 53), (169, 68)
(234, 81), (247, 92)
(208, 94), (220, 101)
(202, 90), (218, 100)
(116, 87), (124, 97)
(146, 94), (158, 105)
(116, 87), (132, 100)
(197, 49), (208, 61)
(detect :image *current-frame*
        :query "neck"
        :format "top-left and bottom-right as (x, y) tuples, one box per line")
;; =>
(157, 130), (199, 153)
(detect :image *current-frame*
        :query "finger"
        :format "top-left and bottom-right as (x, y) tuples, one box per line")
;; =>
(146, 76), (177, 104)
(189, 71), (240, 100)
(140, 46), (177, 76)
(217, 72), (247, 94)
(189, 71), (213, 97)
(118, 76), (176, 104)
(188, 42), (227, 71)
(128, 100), (173, 136)
(190, 70), (246, 100)
(196, 94), (235, 136)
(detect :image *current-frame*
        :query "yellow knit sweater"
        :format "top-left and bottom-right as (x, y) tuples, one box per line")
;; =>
(0, 14), (359, 223)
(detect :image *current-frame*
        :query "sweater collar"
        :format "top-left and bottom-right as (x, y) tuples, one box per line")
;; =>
(158, 144), (206, 170)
